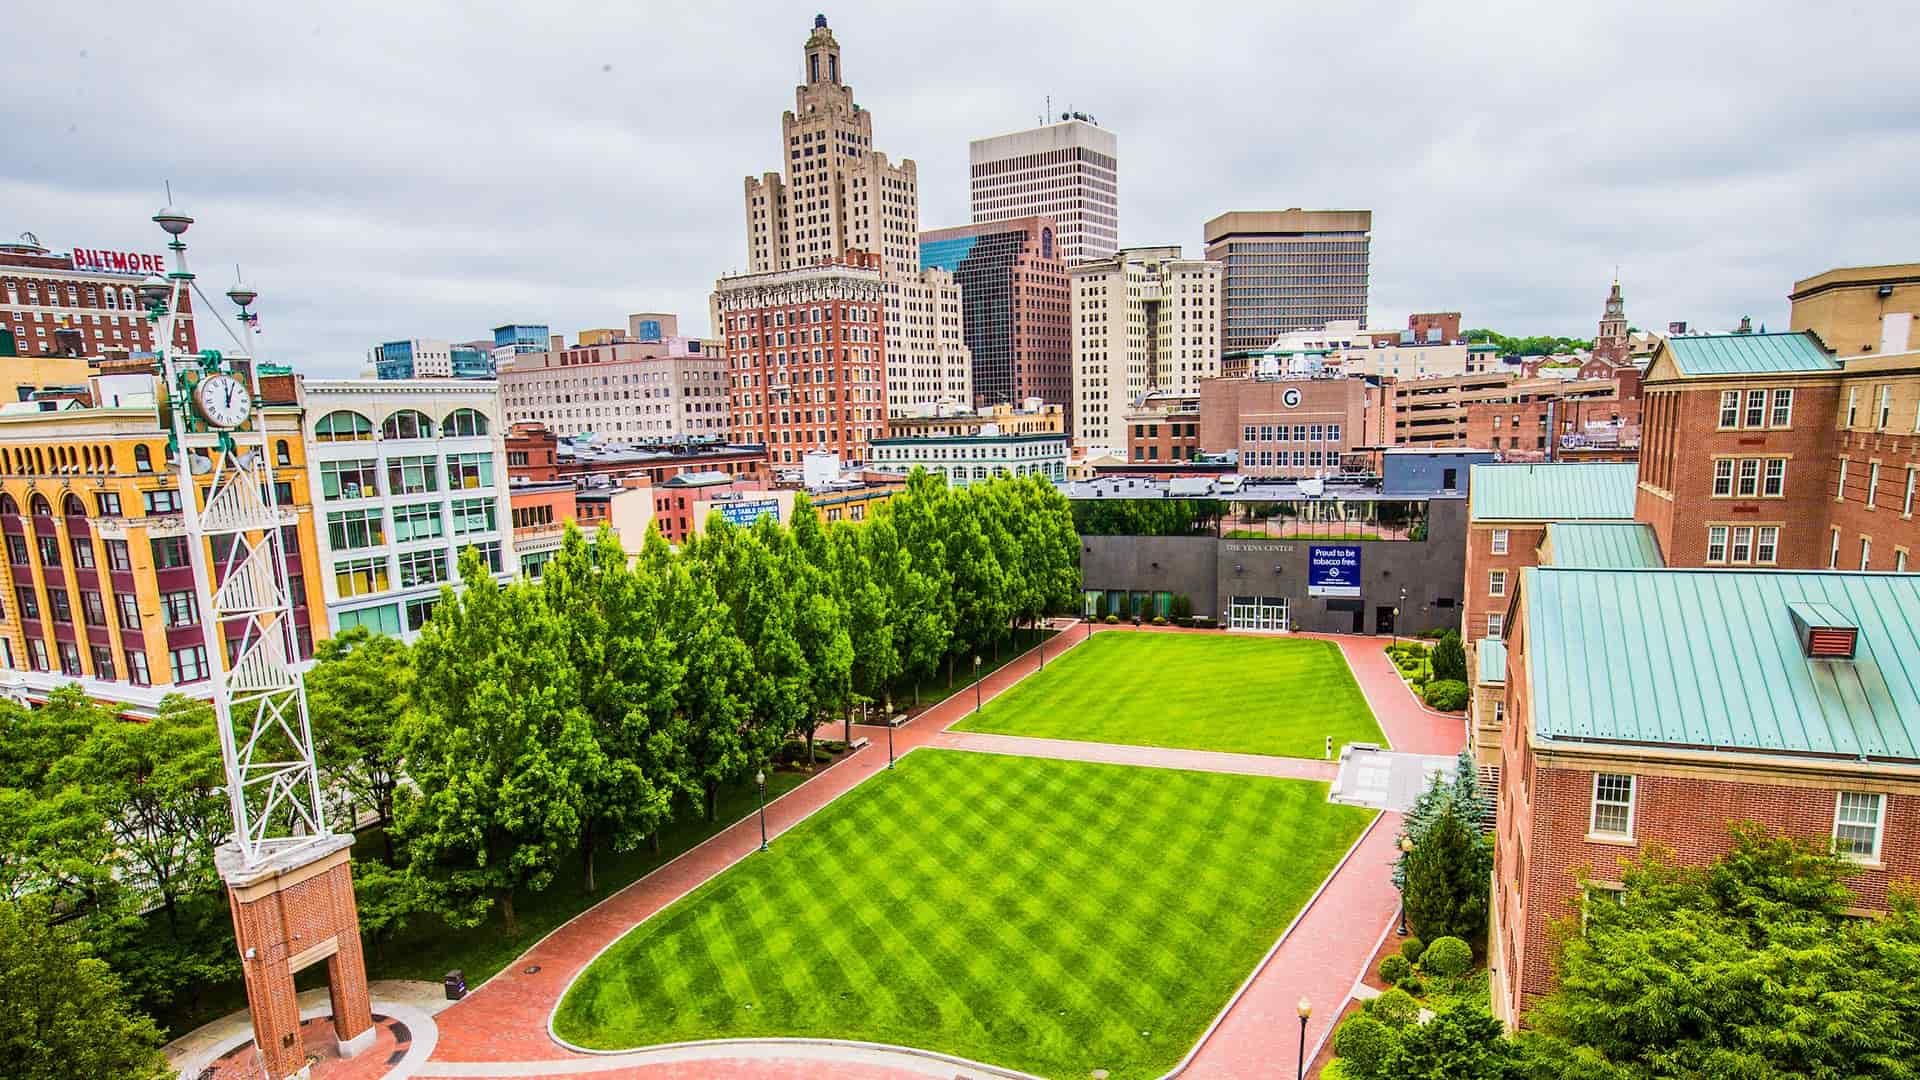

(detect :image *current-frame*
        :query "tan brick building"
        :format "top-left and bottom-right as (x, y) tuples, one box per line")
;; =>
(1070, 246), (1221, 448)
(1195, 377), (1370, 478)
(1789, 262), (1920, 357)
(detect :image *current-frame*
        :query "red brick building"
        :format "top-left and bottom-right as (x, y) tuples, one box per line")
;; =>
(713, 251), (887, 466)
(0, 234), (197, 362)
(919, 217), (1072, 424)
(1461, 371), (1640, 461)
(1123, 391), (1201, 465)
(1197, 376), (1373, 478)
(1461, 462), (1639, 642)
(1491, 567), (1920, 1028)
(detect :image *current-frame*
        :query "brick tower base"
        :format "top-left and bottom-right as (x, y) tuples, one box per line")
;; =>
(217, 834), (375, 1080)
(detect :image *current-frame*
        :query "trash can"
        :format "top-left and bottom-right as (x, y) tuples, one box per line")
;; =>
(444, 969), (467, 1001)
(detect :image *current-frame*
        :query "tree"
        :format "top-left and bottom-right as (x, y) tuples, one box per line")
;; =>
(881, 469), (957, 700)
(1396, 751), (1491, 890)
(653, 525), (762, 821)
(0, 898), (169, 1080)
(939, 485), (1008, 681)
(306, 625), (412, 858)
(830, 520), (898, 735)
(1522, 826), (1920, 1078)
(781, 498), (852, 765)
(1403, 802), (1491, 941)
(1378, 1003), (1523, 1079)
(1430, 631), (1467, 683)
(394, 551), (595, 935)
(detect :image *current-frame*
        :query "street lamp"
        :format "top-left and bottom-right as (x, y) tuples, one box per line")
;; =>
(1296, 997), (1312, 1080)
(973, 655), (983, 713)
(1397, 835), (1414, 936)
(1395, 585), (1407, 646)
(886, 717), (895, 769)
(755, 769), (768, 852)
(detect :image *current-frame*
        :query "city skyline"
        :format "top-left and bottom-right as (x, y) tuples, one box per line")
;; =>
(4, 1), (1914, 374)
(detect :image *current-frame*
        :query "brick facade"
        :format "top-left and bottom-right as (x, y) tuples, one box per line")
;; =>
(1462, 522), (1541, 641)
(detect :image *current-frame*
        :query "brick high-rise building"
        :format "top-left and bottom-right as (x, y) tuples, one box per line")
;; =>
(713, 251), (887, 466)
(920, 217), (1072, 423)
(969, 116), (1118, 265)
(1070, 246), (1221, 449)
(1204, 210), (1372, 351)
(739, 14), (969, 416)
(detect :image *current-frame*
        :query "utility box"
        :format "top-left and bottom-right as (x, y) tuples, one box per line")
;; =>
(444, 970), (467, 1001)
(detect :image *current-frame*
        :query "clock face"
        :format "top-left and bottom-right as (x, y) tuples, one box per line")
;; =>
(194, 374), (253, 429)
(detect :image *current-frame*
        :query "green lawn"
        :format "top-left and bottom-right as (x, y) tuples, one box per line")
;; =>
(555, 749), (1375, 1079)
(951, 631), (1387, 758)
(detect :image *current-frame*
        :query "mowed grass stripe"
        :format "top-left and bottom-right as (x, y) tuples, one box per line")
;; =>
(554, 748), (1376, 1079)
(954, 631), (1386, 759)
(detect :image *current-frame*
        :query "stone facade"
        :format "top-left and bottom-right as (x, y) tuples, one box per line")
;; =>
(1071, 246), (1222, 449)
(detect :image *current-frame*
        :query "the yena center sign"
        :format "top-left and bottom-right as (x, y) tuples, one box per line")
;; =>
(1307, 544), (1362, 597)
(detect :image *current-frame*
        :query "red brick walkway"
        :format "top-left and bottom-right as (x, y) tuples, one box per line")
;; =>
(421, 622), (1459, 1078)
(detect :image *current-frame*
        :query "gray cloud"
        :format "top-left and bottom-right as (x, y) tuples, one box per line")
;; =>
(5, 0), (1913, 374)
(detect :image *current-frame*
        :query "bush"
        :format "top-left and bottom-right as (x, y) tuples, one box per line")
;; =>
(1421, 936), (1472, 978)
(1332, 1013), (1393, 1078)
(1170, 594), (1193, 621)
(1378, 953), (1411, 985)
(1396, 973), (1428, 997)
(1400, 936), (1426, 964)
(1417, 627), (1449, 639)
(1151, 616), (1167, 626)
(1423, 679), (1467, 711)
(1368, 987), (1420, 1029)
(1430, 631), (1467, 682)
(1103, 614), (1119, 624)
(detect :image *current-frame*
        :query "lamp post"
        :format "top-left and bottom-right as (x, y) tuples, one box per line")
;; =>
(1296, 997), (1312, 1080)
(755, 769), (768, 852)
(1395, 585), (1407, 646)
(973, 655), (983, 713)
(1397, 835), (1414, 935)
(886, 717), (895, 769)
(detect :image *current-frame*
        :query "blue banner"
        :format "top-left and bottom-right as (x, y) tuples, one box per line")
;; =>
(717, 499), (781, 528)
(1308, 545), (1362, 598)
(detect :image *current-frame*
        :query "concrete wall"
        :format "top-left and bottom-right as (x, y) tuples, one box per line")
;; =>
(1079, 535), (1218, 614)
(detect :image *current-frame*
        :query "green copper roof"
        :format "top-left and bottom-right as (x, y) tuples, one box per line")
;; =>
(1665, 331), (1838, 375)
(1469, 463), (1639, 522)
(1477, 638), (1507, 685)
(1523, 568), (1920, 761)
(1545, 522), (1665, 568)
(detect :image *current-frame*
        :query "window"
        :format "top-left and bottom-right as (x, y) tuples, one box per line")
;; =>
(1707, 525), (1729, 563)
(1736, 459), (1759, 497)
(391, 503), (443, 542)
(1712, 459), (1734, 496)
(125, 649), (150, 686)
(35, 536), (59, 566)
(444, 408), (489, 437)
(446, 452), (494, 490)
(405, 596), (439, 631)
(68, 537), (94, 568)
(80, 590), (105, 626)
(1833, 792), (1885, 862)
(381, 410), (433, 439)
(1868, 463), (1881, 508)
(386, 455), (437, 495)
(1489, 570), (1507, 597)
(1756, 526), (1779, 565)
(161, 590), (198, 627)
(1718, 390), (1740, 428)
(116, 593), (140, 630)
(334, 557), (389, 597)
(1879, 386), (1892, 430)
(95, 492), (121, 516)
(463, 540), (503, 573)
(1837, 459), (1849, 502)
(398, 547), (448, 588)
(1590, 773), (1635, 839)
(1861, 538), (1872, 571)
(449, 497), (495, 535)
(1730, 526), (1753, 564)
(1770, 388), (1793, 427)
(338, 603), (402, 637)
(3, 535), (23, 565)
(321, 459), (379, 500)
(90, 645), (115, 682)
(275, 440), (292, 467)
(1763, 459), (1786, 497)
(104, 539), (130, 572)
(1486, 612), (1504, 637)
(314, 410), (375, 442)
(151, 536), (190, 568)
(47, 591), (70, 623)
(142, 487), (185, 515)
(1830, 528), (1841, 569)
(26, 639), (47, 672)
(1744, 389), (1766, 428)
(57, 642), (81, 677)
(1490, 529), (1509, 555)
(326, 508), (385, 550)
(1899, 549), (1911, 573)
(1907, 467), (1918, 517)
(1846, 387), (1858, 427)
(134, 444), (152, 472)
(169, 644), (211, 684)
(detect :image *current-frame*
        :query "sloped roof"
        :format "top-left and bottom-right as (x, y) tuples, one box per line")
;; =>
(1522, 568), (1920, 761)
(1664, 331), (1838, 376)
(1468, 463), (1639, 522)
(1477, 638), (1507, 685)
(1545, 522), (1664, 569)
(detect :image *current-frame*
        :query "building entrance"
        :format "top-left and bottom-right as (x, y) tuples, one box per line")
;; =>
(1229, 595), (1289, 631)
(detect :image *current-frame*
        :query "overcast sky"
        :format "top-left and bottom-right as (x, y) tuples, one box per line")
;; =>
(6, 1), (1915, 375)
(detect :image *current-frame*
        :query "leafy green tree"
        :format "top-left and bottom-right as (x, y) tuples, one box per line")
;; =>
(829, 520), (898, 735)
(781, 498), (853, 765)
(882, 470), (957, 699)
(351, 859), (421, 962)
(1404, 802), (1491, 941)
(306, 625), (412, 857)
(1523, 825), (1920, 1079)
(542, 525), (682, 893)
(659, 524), (769, 821)
(1378, 1003), (1522, 1079)
(939, 485), (1008, 681)
(1430, 631), (1467, 683)
(0, 898), (169, 1080)
(395, 551), (594, 935)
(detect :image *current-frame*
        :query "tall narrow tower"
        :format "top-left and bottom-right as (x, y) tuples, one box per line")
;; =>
(1594, 277), (1630, 365)
(142, 209), (373, 1079)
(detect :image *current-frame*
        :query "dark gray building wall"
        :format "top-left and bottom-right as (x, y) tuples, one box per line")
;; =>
(1076, 498), (1467, 636)
(1383, 451), (1494, 496)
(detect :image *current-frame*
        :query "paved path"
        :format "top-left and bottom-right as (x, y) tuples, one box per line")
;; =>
(396, 622), (1460, 1078)
(937, 729), (1339, 781)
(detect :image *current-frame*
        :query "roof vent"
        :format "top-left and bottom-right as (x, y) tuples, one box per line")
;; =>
(1787, 601), (1857, 660)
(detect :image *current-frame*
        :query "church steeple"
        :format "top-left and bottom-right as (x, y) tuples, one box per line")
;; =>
(805, 14), (841, 86)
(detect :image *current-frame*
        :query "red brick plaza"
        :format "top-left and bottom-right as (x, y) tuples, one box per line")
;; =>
(332, 623), (1460, 1079)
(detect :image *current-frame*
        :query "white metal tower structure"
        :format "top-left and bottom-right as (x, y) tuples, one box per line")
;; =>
(139, 207), (331, 869)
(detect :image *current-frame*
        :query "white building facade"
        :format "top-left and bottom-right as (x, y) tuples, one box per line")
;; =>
(971, 117), (1118, 265)
(869, 431), (1067, 486)
(300, 379), (516, 640)
(1070, 246), (1222, 449)
(499, 337), (730, 441)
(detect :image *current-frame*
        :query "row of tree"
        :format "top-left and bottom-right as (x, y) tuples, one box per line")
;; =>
(1463, 328), (1598, 358)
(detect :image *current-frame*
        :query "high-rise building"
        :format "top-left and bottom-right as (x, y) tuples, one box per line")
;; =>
(920, 217), (1072, 422)
(498, 313), (730, 441)
(492, 323), (550, 363)
(737, 14), (969, 416)
(1070, 246), (1221, 449)
(970, 116), (1118, 266)
(1203, 210), (1372, 351)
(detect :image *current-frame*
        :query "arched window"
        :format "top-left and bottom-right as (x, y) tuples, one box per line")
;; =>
(381, 410), (433, 440)
(100, 446), (114, 472)
(62, 494), (84, 517)
(65, 285), (78, 305)
(29, 494), (53, 517)
(275, 439), (292, 467)
(83, 287), (96, 306)
(104, 289), (118, 310)
(119, 288), (133, 310)
(314, 410), (375, 442)
(0, 494), (16, 515)
(134, 444), (153, 473)
(25, 284), (39, 303)
(0, 449), (11, 473)
(443, 408), (489, 437)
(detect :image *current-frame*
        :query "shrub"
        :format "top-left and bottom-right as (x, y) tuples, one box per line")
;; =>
(1368, 987), (1420, 1029)
(1397, 973), (1427, 997)
(1378, 953), (1411, 985)
(1417, 627), (1449, 639)
(1430, 631), (1467, 682)
(1423, 679), (1468, 711)
(1170, 594), (1193, 621)
(1421, 936), (1472, 978)
(1332, 1013), (1393, 1078)
(1399, 936), (1426, 964)
(1104, 614), (1119, 624)
(1151, 616), (1167, 626)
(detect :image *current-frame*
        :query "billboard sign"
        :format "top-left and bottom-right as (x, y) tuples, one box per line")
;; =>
(717, 499), (780, 528)
(1307, 545), (1362, 598)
